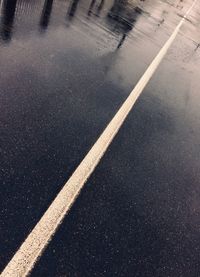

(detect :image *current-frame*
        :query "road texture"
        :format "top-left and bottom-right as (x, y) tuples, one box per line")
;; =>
(0, 0), (200, 276)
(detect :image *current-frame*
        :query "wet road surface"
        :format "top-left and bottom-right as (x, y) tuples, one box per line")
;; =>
(0, 0), (200, 276)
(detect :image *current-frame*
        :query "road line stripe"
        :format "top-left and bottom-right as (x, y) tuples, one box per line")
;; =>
(1, 1), (197, 276)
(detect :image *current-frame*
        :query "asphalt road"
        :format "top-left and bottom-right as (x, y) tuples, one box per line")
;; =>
(0, 0), (200, 276)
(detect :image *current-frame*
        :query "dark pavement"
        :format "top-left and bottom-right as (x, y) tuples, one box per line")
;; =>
(0, 0), (200, 276)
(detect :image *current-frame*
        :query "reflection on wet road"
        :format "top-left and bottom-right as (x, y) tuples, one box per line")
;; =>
(0, 0), (17, 41)
(40, 0), (54, 31)
(0, 0), (200, 276)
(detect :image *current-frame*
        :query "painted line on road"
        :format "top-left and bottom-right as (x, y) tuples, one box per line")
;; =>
(1, 1), (197, 276)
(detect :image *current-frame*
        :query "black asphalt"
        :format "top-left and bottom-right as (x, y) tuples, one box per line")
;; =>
(0, 0), (200, 276)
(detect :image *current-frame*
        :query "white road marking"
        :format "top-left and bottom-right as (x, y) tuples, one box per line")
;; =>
(1, 1), (197, 276)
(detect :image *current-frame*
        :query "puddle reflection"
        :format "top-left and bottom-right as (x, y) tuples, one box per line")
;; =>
(40, 0), (54, 31)
(67, 0), (80, 19)
(87, 0), (105, 17)
(0, 0), (17, 42)
(0, 0), (146, 48)
(107, 0), (143, 48)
